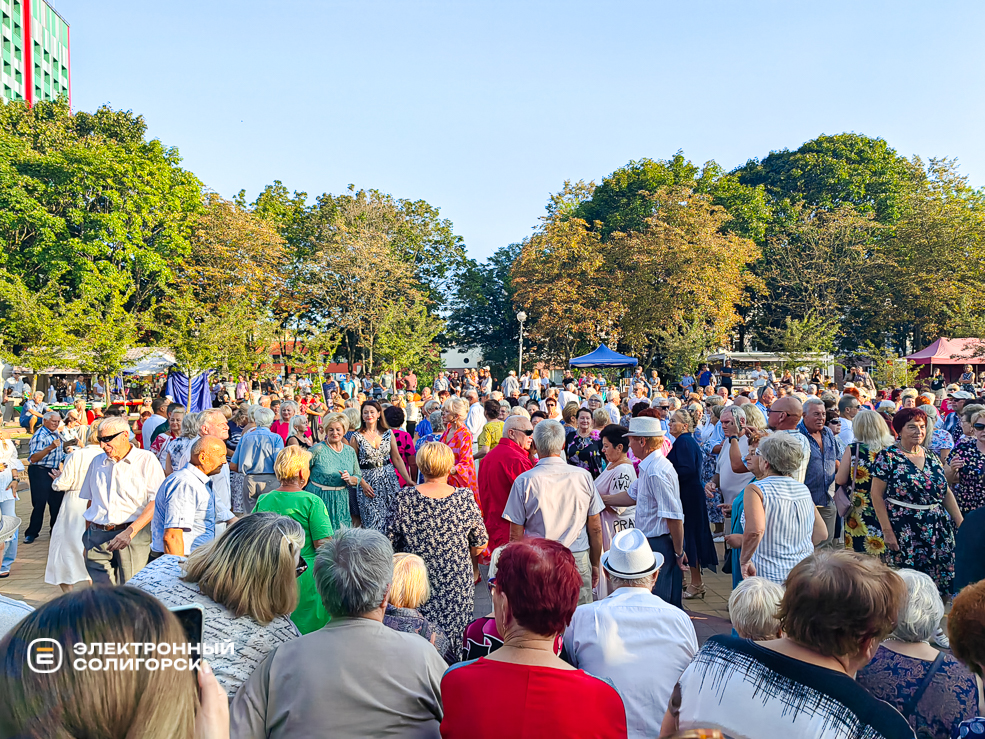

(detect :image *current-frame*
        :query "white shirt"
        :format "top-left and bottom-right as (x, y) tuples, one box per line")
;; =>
(176, 435), (232, 517)
(838, 416), (855, 447)
(465, 402), (485, 439)
(0, 438), (24, 504)
(141, 414), (169, 452)
(776, 428), (811, 485)
(565, 587), (699, 739)
(627, 451), (683, 538)
(557, 389), (579, 408)
(716, 438), (755, 506)
(605, 402), (621, 425)
(80, 446), (165, 525)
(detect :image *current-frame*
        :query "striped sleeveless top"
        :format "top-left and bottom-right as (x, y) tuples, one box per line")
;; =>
(743, 475), (816, 584)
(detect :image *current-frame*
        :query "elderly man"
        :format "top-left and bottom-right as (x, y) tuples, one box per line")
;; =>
(564, 528), (698, 739)
(944, 390), (976, 442)
(477, 415), (534, 551)
(763, 396), (810, 483)
(799, 397), (839, 549)
(756, 387), (775, 418)
(230, 406), (284, 512)
(141, 397), (170, 450)
(80, 415), (165, 584)
(23, 411), (67, 544)
(650, 396), (671, 436)
(502, 420), (604, 604)
(231, 528), (445, 739)
(150, 436), (235, 558)
(175, 409), (233, 531)
(433, 371), (450, 393)
(628, 383), (650, 411)
(557, 382), (579, 410)
(501, 370), (520, 398)
(463, 390), (484, 439)
(20, 391), (47, 434)
(605, 390), (622, 425)
(601, 416), (686, 608)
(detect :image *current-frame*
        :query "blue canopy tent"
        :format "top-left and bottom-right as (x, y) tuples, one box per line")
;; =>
(569, 345), (638, 368)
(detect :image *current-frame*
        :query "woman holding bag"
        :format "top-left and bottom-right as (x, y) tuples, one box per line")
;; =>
(835, 410), (894, 557)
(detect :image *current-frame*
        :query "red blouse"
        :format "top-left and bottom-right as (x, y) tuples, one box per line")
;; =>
(440, 425), (478, 497)
(440, 657), (627, 739)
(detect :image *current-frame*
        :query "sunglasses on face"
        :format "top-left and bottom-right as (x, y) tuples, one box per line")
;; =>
(296, 555), (308, 578)
(97, 430), (126, 444)
(974, 424), (985, 431)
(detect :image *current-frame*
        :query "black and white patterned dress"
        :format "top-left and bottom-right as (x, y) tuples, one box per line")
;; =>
(387, 485), (487, 646)
(352, 430), (400, 532)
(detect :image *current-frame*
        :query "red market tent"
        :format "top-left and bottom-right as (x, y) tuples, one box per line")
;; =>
(905, 337), (985, 365)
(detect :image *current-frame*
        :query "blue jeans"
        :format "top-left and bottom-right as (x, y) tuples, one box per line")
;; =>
(1, 498), (18, 572)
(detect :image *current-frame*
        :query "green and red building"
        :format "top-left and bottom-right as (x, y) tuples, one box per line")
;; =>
(0, 0), (69, 105)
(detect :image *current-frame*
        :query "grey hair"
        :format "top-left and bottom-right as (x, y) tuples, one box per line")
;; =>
(442, 396), (468, 420)
(43, 410), (61, 421)
(510, 406), (531, 419)
(503, 415), (531, 435)
(609, 573), (658, 589)
(802, 396), (825, 413)
(757, 433), (805, 477)
(852, 410), (894, 454)
(280, 400), (300, 413)
(465, 390), (479, 402)
(423, 399), (441, 414)
(314, 528), (394, 618)
(428, 409), (444, 432)
(253, 407), (275, 428)
(342, 406), (361, 431)
(533, 419), (566, 457)
(97, 415), (129, 435)
(198, 409), (226, 429)
(728, 576), (784, 640)
(891, 569), (945, 643)
(723, 404), (746, 423)
(837, 395), (860, 413)
(181, 412), (201, 439)
(290, 415), (307, 432)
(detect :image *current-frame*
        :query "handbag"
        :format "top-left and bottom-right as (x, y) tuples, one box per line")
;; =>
(834, 444), (858, 518)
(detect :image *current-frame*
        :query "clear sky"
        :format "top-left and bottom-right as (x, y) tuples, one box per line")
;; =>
(57, 0), (985, 260)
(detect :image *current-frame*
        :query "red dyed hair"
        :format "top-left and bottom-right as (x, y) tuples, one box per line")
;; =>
(892, 407), (928, 435)
(495, 539), (581, 637)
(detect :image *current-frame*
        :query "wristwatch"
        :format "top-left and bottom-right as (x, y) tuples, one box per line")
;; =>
(728, 436), (739, 443)
(675, 551), (685, 559)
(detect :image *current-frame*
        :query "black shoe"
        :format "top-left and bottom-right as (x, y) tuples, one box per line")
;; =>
(23, 534), (36, 544)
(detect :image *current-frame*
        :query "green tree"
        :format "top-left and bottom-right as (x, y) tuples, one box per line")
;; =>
(771, 312), (839, 372)
(375, 299), (444, 379)
(0, 270), (73, 391)
(67, 281), (144, 396)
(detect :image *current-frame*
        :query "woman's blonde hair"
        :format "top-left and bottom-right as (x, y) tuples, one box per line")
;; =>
(853, 409), (894, 454)
(342, 406), (361, 432)
(323, 411), (350, 433)
(743, 404), (767, 431)
(417, 441), (455, 479)
(85, 418), (104, 446)
(390, 553), (430, 609)
(182, 512), (303, 624)
(561, 402), (580, 424)
(592, 408), (610, 428)
(274, 445), (312, 484)
(442, 396), (468, 421)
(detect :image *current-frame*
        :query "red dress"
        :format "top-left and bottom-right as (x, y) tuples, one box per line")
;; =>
(440, 657), (627, 739)
(440, 425), (478, 498)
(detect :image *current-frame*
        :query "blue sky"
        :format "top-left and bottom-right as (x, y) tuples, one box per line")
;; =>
(58, 0), (984, 260)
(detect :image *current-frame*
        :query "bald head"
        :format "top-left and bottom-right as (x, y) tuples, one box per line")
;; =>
(189, 435), (227, 476)
(767, 396), (803, 431)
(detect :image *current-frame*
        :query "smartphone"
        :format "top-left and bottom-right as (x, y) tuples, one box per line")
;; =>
(169, 604), (204, 673)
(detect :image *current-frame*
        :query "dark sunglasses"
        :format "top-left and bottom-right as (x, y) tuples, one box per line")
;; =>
(515, 428), (534, 436)
(97, 430), (126, 444)
(974, 424), (985, 431)
(296, 555), (308, 578)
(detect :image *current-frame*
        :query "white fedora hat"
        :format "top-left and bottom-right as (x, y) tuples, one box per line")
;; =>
(0, 513), (21, 544)
(601, 528), (663, 579)
(625, 416), (665, 437)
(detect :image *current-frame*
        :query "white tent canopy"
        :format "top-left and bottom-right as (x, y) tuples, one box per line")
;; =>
(122, 348), (176, 375)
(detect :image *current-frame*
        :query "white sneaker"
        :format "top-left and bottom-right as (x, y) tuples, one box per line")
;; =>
(932, 627), (950, 649)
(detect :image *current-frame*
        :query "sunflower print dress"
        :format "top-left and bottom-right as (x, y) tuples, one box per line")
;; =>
(843, 442), (887, 557)
(872, 446), (956, 596)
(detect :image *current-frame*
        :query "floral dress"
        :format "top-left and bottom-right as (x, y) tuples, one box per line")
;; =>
(351, 430), (400, 532)
(872, 446), (956, 596)
(565, 432), (604, 479)
(949, 438), (985, 514)
(387, 486), (487, 646)
(440, 425), (478, 500)
(843, 443), (886, 557)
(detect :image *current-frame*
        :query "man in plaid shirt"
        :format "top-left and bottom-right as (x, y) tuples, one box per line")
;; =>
(24, 411), (67, 544)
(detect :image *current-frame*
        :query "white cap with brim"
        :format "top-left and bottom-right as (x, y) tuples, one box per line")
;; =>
(951, 391), (976, 400)
(625, 417), (666, 437)
(601, 528), (663, 578)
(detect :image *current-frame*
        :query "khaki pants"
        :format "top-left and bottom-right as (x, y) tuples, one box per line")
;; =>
(571, 548), (594, 605)
(816, 501), (839, 549)
(85, 524), (151, 585)
(244, 473), (279, 513)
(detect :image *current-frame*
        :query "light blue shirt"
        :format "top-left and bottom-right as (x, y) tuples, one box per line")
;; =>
(151, 466), (215, 555)
(700, 421), (724, 455)
(230, 427), (285, 474)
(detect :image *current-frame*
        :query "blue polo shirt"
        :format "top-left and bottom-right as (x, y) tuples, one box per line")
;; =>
(230, 427), (284, 474)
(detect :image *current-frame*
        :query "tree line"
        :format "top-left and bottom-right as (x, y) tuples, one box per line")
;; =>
(448, 138), (985, 378)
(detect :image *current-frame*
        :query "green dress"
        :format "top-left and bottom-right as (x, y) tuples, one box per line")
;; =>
(254, 489), (334, 634)
(305, 442), (361, 530)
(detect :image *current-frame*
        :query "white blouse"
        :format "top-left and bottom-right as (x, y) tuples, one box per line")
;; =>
(0, 439), (24, 504)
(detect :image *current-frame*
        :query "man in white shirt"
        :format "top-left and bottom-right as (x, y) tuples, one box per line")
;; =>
(151, 435), (235, 557)
(141, 397), (170, 451)
(600, 417), (686, 608)
(503, 420), (604, 604)
(501, 370), (520, 398)
(463, 390), (485, 439)
(557, 382), (579, 410)
(80, 416), (165, 584)
(175, 409), (233, 534)
(837, 394), (860, 446)
(604, 390), (622, 425)
(565, 528), (698, 739)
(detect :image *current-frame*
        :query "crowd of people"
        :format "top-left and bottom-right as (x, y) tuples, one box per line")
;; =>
(1, 361), (985, 738)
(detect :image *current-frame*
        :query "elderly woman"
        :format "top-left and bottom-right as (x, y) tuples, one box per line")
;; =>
(164, 411), (200, 475)
(149, 406), (184, 467)
(566, 407), (604, 479)
(667, 550), (911, 738)
(835, 409), (894, 556)
(348, 400), (411, 532)
(961, 365), (977, 393)
(439, 396), (479, 500)
(475, 400), (504, 460)
(668, 409), (718, 599)
(945, 406), (985, 515)
(727, 576), (783, 640)
(253, 446), (334, 634)
(0, 587), (228, 738)
(949, 579), (985, 737)
(871, 407), (963, 598)
(856, 569), (979, 738)
(440, 539), (627, 738)
(920, 403), (954, 464)
(388, 442), (487, 646)
(738, 433), (827, 583)
(383, 552), (456, 664)
(306, 412), (361, 530)
(416, 409), (444, 448)
(412, 399), (441, 442)
(128, 512), (303, 695)
(285, 413), (314, 449)
(45, 423), (103, 591)
(271, 400), (301, 442)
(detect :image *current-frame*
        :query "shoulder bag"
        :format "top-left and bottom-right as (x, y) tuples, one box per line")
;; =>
(834, 443), (858, 518)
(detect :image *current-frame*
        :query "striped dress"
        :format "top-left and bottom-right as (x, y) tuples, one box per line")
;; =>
(741, 475), (815, 584)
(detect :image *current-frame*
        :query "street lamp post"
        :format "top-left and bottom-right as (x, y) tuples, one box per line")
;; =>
(517, 311), (527, 377)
